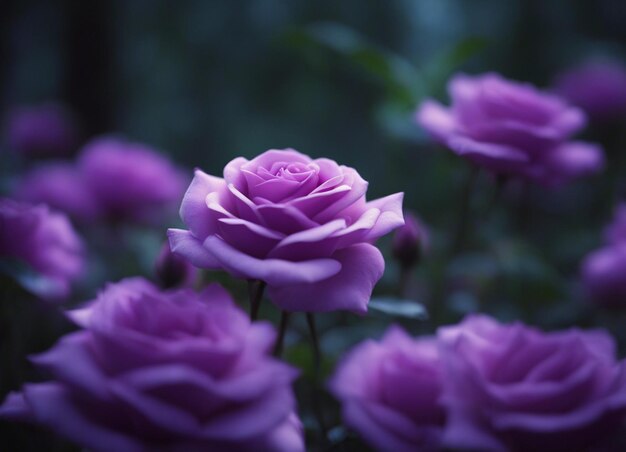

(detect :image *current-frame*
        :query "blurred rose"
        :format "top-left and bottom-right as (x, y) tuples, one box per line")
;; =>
(0, 278), (304, 452)
(14, 163), (100, 223)
(78, 137), (187, 223)
(329, 326), (444, 451)
(554, 60), (626, 122)
(581, 203), (626, 307)
(0, 198), (84, 300)
(7, 104), (79, 157)
(417, 73), (604, 186)
(438, 314), (626, 452)
(581, 244), (626, 307)
(168, 149), (404, 313)
(392, 211), (429, 268)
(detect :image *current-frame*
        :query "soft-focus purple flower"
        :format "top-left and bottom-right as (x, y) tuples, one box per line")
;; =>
(14, 163), (100, 223)
(329, 326), (444, 451)
(582, 244), (626, 307)
(78, 137), (187, 223)
(416, 73), (604, 186)
(581, 204), (626, 307)
(0, 198), (84, 300)
(7, 104), (79, 157)
(168, 149), (404, 314)
(0, 278), (304, 452)
(392, 211), (429, 268)
(154, 240), (198, 289)
(438, 314), (626, 452)
(554, 60), (626, 122)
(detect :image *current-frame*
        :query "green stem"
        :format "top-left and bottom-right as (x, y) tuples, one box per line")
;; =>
(247, 280), (266, 321)
(306, 313), (328, 444)
(273, 311), (290, 357)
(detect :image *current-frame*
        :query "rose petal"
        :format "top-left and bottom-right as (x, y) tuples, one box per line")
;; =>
(21, 383), (145, 452)
(267, 243), (384, 313)
(168, 229), (221, 269)
(180, 169), (228, 239)
(217, 218), (284, 258)
(255, 204), (320, 235)
(268, 219), (346, 260)
(203, 236), (342, 286)
(415, 100), (457, 141)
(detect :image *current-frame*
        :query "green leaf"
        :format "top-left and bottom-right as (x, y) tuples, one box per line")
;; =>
(286, 22), (422, 107)
(425, 36), (488, 93)
(368, 297), (428, 319)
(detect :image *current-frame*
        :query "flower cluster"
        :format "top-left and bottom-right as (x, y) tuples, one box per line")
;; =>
(417, 73), (604, 186)
(331, 315), (626, 452)
(169, 148), (404, 313)
(15, 137), (186, 224)
(0, 278), (304, 452)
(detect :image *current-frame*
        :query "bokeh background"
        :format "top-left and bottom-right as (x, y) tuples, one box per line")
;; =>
(3, 0), (626, 450)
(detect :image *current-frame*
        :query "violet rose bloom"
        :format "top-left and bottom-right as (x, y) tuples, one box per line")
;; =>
(78, 137), (187, 223)
(329, 326), (445, 452)
(0, 198), (84, 300)
(6, 103), (79, 157)
(416, 73), (604, 186)
(168, 149), (404, 313)
(554, 60), (626, 122)
(392, 211), (429, 268)
(438, 314), (626, 452)
(14, 163), (100, 223)
(0, 278), (304, 452)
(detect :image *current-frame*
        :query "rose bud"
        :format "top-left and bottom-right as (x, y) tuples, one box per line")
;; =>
(392, 211), (428, 268)
(155, 240), (197, 288)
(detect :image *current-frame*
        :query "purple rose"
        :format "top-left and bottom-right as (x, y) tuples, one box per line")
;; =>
(416, 73), (604, 186)
(7, 103), (79, 157)
(0, 278), (304, 452)
(14, 163), (100, 223)
(0, 198), (84, 299)
(168, 149), (404, 313)
(554, 60), (626, 122)
(438, 314), (626, 452)
(78, 137), (187, 223)
(329, 326), (444, 451)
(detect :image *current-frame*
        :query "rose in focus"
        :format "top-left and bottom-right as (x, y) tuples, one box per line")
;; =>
(329, 326), (444, 452)
(417, 73), (604, 186)
(168, 149), (404, 313)
(0, 198), (84, 300)
(0, 278), (304, 452)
